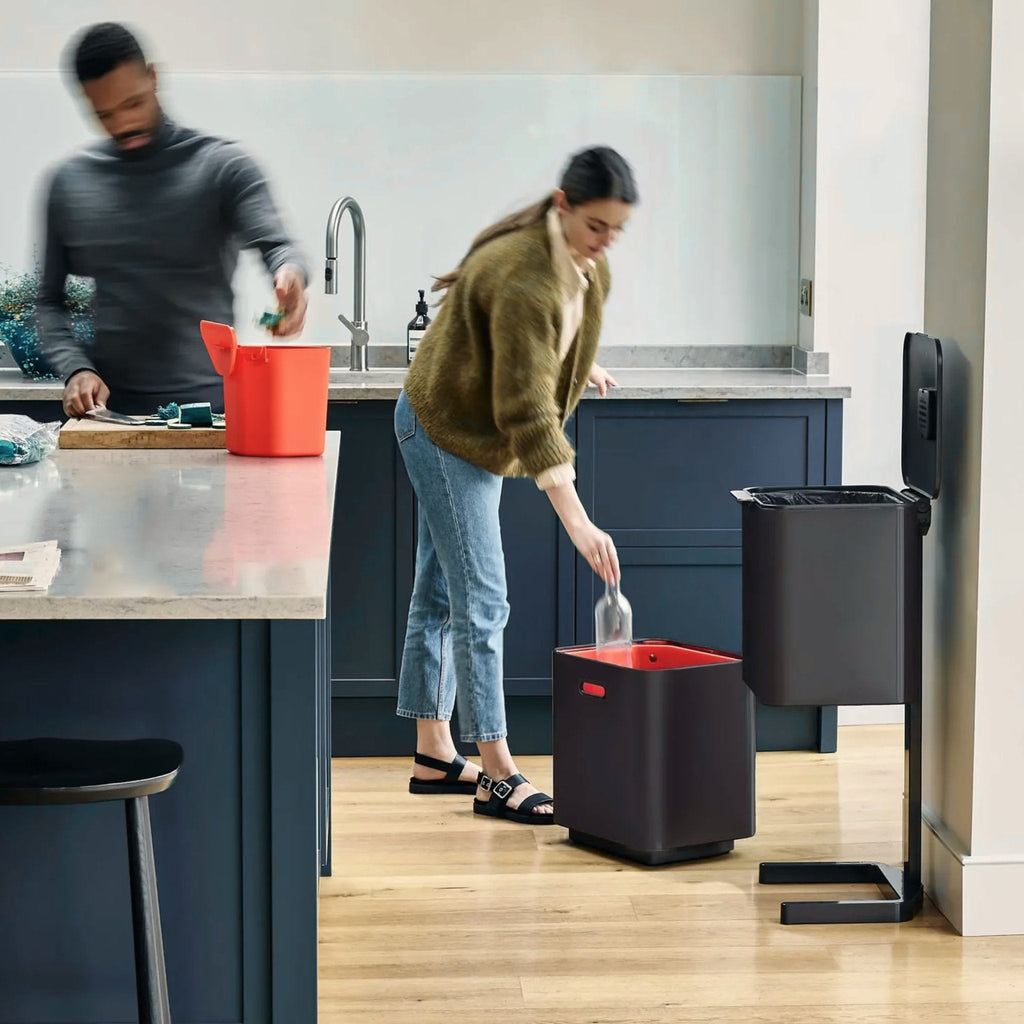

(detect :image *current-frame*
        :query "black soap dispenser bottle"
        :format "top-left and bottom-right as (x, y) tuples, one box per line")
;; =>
(407, 290), (431, 364)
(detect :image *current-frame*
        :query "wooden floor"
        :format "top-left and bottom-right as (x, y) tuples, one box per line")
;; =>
(318, 726), (1024, 1023)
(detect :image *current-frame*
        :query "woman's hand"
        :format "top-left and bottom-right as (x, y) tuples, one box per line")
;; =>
(544, 481), (620, 583)
(566, 518), (621, 584)
(587, 363), (618, 397)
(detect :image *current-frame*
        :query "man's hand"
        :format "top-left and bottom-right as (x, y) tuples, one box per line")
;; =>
(63, 371), (110, 417)
(272, 265), (308, 337)
(587, 363), (618, 397)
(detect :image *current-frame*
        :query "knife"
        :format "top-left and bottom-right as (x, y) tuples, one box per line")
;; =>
(82, 407), (144, 425)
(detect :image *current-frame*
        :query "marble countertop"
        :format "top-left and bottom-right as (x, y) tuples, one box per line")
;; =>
(0, 434), (339, 620)
(324, 366), (851, 400)
(0, 366), (850, 402)
(0, 369), (64, 401)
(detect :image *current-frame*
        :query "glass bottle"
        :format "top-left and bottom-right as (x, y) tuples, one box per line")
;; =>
(595, 579), (633, 661)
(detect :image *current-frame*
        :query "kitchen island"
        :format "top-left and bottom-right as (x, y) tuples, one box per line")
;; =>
(0, 436), (338, 1023)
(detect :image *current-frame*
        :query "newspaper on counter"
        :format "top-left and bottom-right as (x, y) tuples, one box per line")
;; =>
(0, 540), (62, 592)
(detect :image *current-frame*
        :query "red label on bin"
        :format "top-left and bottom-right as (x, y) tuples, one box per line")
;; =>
(581, 682), (606, 698)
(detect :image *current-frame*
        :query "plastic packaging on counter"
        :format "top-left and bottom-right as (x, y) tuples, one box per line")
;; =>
(0, 415), (61, 466)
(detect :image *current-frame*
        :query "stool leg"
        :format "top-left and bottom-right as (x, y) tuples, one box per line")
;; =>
(125, 796), (172, 1024)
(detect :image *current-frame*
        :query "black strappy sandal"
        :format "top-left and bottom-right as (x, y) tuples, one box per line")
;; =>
(408, 752), (481, 795)
(473, 773), (555, 825)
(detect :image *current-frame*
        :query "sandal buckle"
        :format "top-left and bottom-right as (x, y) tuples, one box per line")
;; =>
(492, 779), (514, 800)
(478, 774), (492, 792)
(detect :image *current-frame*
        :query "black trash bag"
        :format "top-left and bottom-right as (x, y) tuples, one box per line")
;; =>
(749, 487), (906, 507)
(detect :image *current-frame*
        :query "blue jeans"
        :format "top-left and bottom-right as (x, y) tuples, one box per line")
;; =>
(394, 390), (510, 742)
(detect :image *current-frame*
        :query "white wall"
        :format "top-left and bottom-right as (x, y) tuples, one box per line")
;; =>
(797, 0), (817, 351)
(0, 2), (806, 357)
(814, 1), (931, 486)
(0, 72), (800, 352)
(921, 0), (1024, 936)
(974, 0), (1024, 867)
(808, 1), (931, 727)
(0, 1), (804, 74)
(920, 0), (990, 904)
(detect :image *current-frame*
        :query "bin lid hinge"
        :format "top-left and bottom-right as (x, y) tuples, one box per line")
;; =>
(901, 488), (932, 536)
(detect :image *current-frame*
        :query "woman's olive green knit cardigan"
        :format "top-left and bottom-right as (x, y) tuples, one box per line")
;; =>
(403, 218), (610, 479)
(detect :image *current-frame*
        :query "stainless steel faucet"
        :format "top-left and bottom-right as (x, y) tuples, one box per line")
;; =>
(325, 197), (369, 371)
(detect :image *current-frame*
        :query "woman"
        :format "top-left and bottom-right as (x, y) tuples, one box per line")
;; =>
(395, 146), (638, 824)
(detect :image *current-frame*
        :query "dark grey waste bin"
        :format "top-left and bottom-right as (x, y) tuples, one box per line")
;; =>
(732, 331), (943, 926)
(552, 639), (755, 866)
(732, 332), (941, 707)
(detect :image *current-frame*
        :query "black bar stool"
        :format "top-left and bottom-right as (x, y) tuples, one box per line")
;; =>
(0, 737), (183, 1024)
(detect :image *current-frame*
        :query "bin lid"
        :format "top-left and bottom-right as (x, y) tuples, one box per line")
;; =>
(902, 332), (942, 500)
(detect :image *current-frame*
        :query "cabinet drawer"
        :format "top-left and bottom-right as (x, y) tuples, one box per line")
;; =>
(576, 400), (827, 542)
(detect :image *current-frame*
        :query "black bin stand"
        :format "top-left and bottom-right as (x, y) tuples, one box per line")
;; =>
(552, 639), (755, 866)
(732, 331), (942, 925)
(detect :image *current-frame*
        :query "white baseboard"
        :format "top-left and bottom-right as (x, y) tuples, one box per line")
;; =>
(837, 705), (905, 726)
(923, 808), (1024, 935)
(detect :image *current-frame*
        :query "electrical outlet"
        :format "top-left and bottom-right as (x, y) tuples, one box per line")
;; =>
(799, 278), (813, 317)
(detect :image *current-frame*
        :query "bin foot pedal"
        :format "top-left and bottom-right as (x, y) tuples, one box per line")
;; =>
(759, 860), (924, 924)
(568, 829), (734, 866)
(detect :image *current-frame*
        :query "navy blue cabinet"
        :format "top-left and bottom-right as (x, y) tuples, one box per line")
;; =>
(328, 396), (843, 755)
(325, 400), (575, 753)
(0, 398), (63, 423)
(325, 402), (414, 754)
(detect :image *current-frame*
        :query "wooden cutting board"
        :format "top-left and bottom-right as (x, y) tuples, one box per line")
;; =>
(59, 418), (226, 449)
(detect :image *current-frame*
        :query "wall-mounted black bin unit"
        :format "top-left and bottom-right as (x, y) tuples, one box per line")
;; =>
(733, 332), (941, 708)
(732, 331), (944, 925)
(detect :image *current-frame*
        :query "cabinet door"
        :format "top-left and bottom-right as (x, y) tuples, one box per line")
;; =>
(326, 402), (414, 696)
(499, 476), (576, 696)
(0, 399), (64, 422)
(577, 399), (827, 547)
(326, 404), (573, 699)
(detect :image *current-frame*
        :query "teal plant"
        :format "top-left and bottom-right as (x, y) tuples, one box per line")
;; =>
(0, 263), (95, 380)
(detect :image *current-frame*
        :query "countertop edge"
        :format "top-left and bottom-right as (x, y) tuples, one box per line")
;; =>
(0, 369), (853, 403)
(0, 593), (328, 621)
(326, 386), (853, 400)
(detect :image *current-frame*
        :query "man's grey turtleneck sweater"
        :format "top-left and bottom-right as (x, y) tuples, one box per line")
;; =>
(35, 115), (308, 408)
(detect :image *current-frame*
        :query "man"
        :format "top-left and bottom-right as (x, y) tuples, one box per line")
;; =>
(37, 22), (309, 416)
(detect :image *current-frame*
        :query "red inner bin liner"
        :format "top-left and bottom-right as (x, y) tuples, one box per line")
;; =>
(569, 640), (739, 670)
